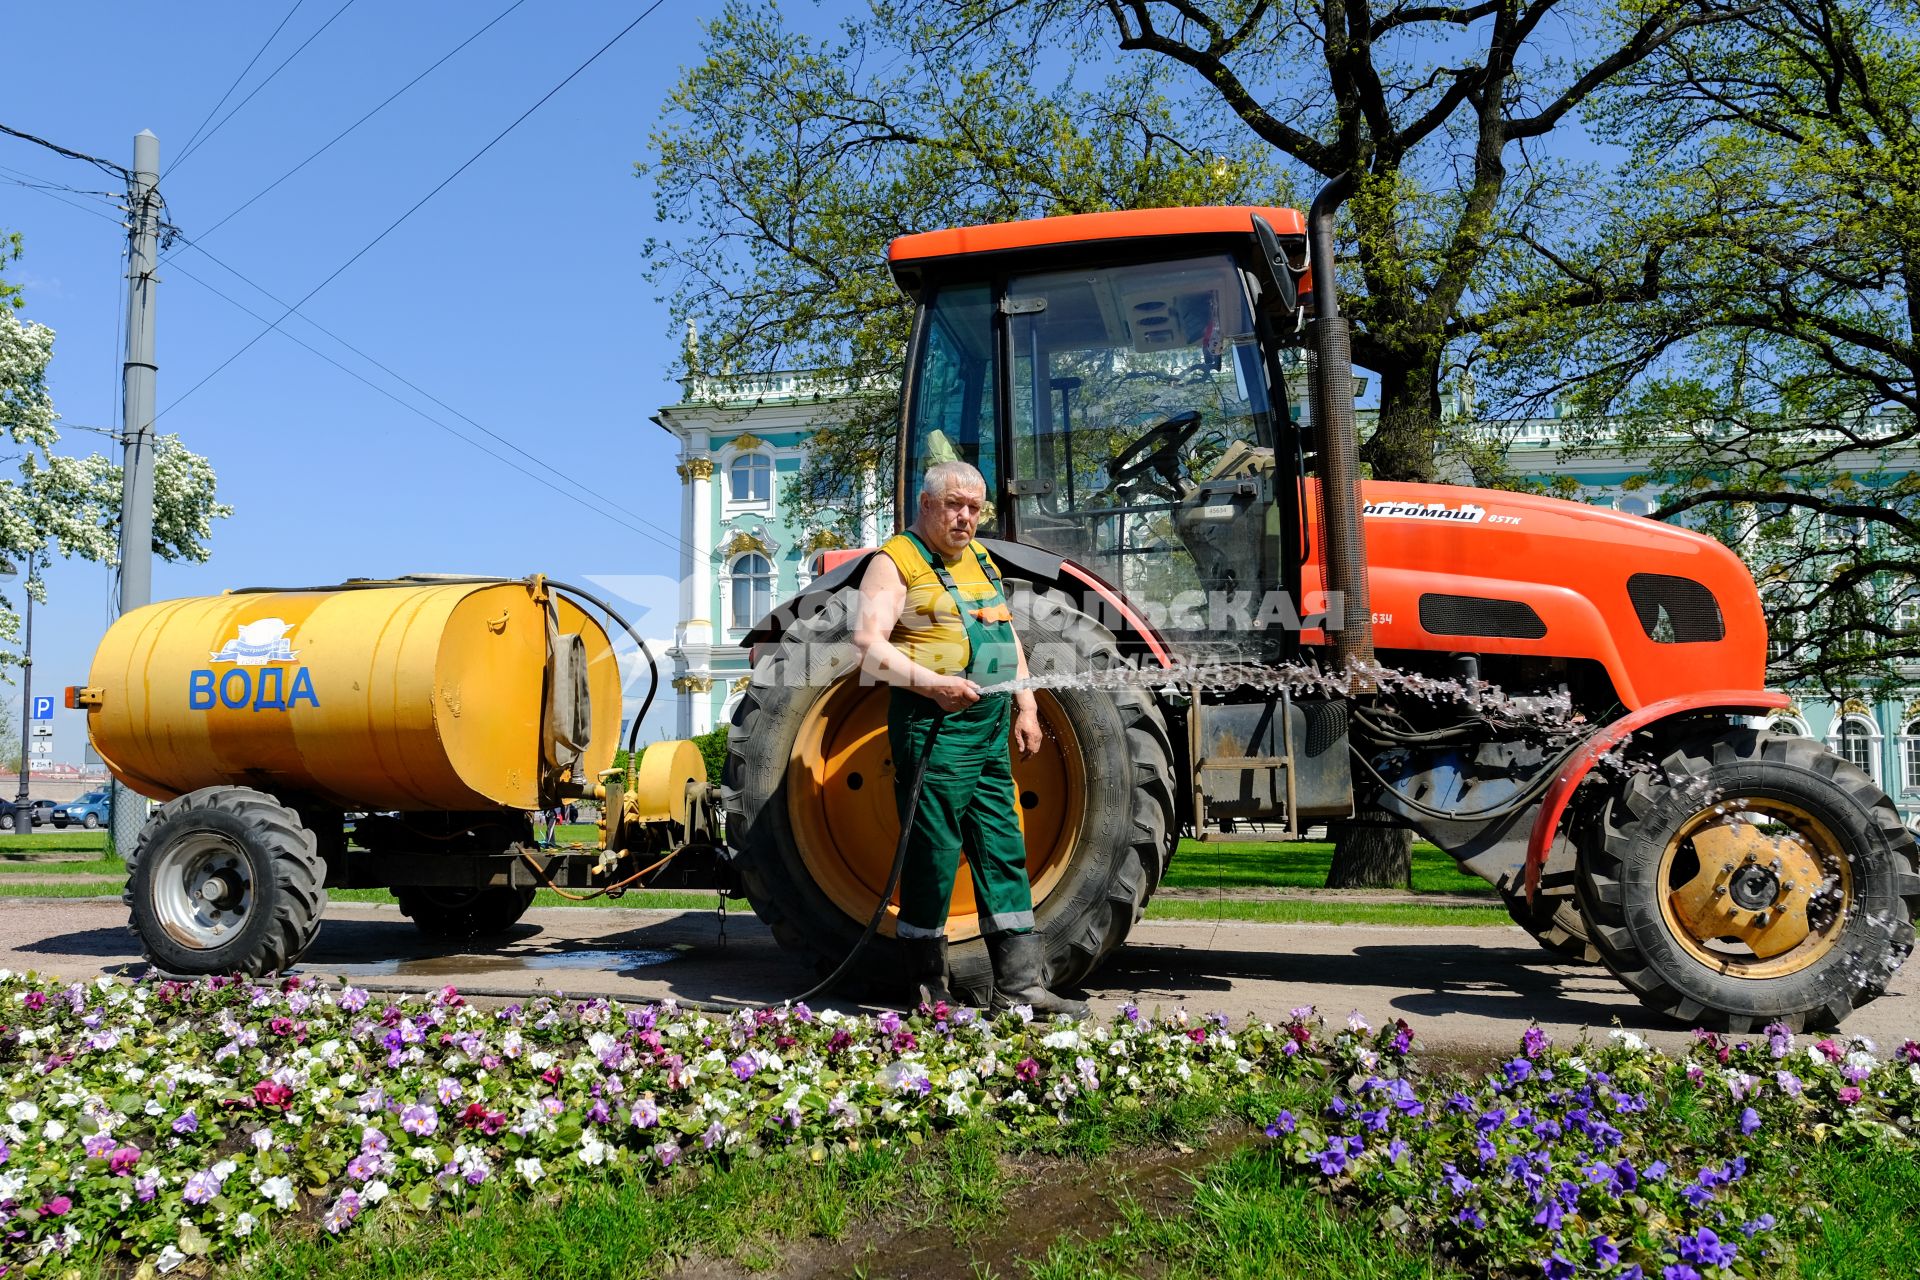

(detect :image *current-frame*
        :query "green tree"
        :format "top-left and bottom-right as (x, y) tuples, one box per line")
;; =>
(1, 232), (232, 671)
(1485, 0), (1920, 697)
(648, 0), (1722, 886)
(693, 725), (729, 786)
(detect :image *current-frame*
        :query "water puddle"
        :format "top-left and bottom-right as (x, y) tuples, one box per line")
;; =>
(322, 946), (683, 979)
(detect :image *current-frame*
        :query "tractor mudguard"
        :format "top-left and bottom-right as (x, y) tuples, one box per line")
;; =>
(743, 539), (1175, 667)
(1521, 688), (1792, 901)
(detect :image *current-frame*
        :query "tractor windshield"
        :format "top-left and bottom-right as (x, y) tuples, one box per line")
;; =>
(901, 252), (1295, 658)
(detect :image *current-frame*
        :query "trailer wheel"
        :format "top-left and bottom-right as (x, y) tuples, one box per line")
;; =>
(724, 581), (1176, 1003)
(1578, 729), (1920, 1031)
(395, 885), (538, 938)
(1497, 832), (1600, 964)
(126, 786), (326, 976)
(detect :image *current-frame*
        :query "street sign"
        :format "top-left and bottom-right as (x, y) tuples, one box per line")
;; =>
(30, 722), (52, 738)
(30, 696), (53, 720)
(27, 738), (53, 758)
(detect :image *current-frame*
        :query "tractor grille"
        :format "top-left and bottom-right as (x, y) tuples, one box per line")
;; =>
(1419, 593), (1548, 640)
(1627, 573), (1725, 643)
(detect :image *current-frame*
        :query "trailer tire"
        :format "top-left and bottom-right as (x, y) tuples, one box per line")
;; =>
(1577, 729), (1920, 1031)
(724, 581), (1176, 1004)
(1497, 832), (1600, 964)
(395, 885), (538, 938)
(126, 785), (326, 976)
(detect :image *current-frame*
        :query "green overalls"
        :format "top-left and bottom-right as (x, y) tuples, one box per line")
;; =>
(888, 531), (1037, 940)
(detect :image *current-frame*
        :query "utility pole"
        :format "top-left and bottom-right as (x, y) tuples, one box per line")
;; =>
(112, 129), (160, 857)
(8, 554), (31, 837)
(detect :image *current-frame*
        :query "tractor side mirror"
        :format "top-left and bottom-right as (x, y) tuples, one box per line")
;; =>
(1250, 215), (1303, 318)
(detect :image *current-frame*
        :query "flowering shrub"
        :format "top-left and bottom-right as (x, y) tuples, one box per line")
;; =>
(0, 972), (1315, 1271)
(1267, 1016), (1920, 1279)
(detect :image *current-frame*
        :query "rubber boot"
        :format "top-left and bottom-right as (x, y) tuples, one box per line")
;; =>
(906, 935), (952, 1010)
(986, 930), (1089, 1020)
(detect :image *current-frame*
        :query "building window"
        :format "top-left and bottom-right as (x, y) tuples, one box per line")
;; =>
(729, 453), (771, 504)
(1832, 714), (1880, 784)
(1768, 716), (1808, 737)
(729, 553), (773, 632)
(1904, 719), (1920, 794)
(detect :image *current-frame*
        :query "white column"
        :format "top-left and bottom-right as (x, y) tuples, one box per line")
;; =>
(687, 427), (714, 651)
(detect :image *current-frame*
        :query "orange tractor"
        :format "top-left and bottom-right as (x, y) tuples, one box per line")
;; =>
(77, 184), (1917, 1032)
(723, 182), (1920, 1031)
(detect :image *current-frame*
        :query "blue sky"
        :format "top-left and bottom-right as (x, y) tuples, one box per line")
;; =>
(4, 1), (739, 764)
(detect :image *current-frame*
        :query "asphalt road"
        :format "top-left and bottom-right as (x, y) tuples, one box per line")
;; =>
(1, 898), (1914, 1055)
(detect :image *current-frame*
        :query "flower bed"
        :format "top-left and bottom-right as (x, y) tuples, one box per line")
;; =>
(0, 972), (1306, 1272)
(1267, 1016), (1920, 1278)
(1, 968), (1915, 1277)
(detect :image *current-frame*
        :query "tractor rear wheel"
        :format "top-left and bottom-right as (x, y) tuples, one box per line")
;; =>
(1577, 729), (1920, 1031)
(126, 785), (327, 976)
(1497, 832), (1600, 964)
(395, 885), (538, 938)
(723, 580), (1176, 1004)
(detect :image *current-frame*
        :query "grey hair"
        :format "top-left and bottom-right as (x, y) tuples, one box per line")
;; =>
(920, 460), (987, 503)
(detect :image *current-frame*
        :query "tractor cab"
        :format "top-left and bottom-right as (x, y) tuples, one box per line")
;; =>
(888, 208), (1315, 661)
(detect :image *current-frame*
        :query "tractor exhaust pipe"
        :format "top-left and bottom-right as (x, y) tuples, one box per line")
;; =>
(1306, 174), (1376, 684)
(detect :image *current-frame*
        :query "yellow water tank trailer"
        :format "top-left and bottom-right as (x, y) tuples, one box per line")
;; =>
(79, 577), (622, 812)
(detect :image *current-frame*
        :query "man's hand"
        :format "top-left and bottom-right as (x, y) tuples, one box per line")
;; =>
(928, 674), (983, 713)
(1013, 702), (1043, 758)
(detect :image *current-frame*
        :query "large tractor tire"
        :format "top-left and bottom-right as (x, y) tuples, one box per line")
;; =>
(1497, 832), (1601, 964)
(723, 581), (1177, 1004)
(126, 785), (327, 976)
(1577, 729), (1920, 1031)
(395, 885), (538, 938)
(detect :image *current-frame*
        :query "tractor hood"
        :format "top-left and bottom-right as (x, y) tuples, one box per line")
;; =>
(1305, 481), (1769, 710)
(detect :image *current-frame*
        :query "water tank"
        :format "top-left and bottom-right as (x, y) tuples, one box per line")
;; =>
(83, 578), (621, 811)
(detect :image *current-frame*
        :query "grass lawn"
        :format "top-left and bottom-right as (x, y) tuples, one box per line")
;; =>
(0, 831), (112, 856)
(1164, 838), (1493, 895)
(0, 826), (1514, 926)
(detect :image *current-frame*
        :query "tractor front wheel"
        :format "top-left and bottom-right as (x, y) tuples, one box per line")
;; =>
(724, 580), (1176, 1004)
(1498, 832), (1600, 964)
(1578, 730), (1920, 1030)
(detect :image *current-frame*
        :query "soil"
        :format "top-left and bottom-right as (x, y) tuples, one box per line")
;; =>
(666, 1126), (1247, 1279)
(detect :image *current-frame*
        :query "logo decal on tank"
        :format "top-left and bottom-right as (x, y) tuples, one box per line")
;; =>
(209, 618), (299, 665)
(1363, 500), (1488, 524)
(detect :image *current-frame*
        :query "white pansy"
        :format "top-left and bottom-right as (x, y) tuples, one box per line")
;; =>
(7, 1101), (38, 1124)
(261, 1176), (296, 1210)
(515, 1157), (545, 1185)
(363, 1180), (390, 1204)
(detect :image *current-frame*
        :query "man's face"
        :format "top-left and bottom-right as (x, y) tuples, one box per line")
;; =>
(920, 485), (984, 555)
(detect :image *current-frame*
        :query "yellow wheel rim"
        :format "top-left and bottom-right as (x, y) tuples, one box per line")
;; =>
(786, 679), (1085, 941)
(1657, 798), (1852, 979)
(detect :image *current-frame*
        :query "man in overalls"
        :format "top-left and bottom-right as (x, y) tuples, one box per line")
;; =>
(852, 460), (1089, 1018)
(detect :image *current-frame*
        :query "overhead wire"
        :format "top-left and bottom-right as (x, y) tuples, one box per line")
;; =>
(171, 0), (362, 172)
(0, 123), (130, 180)
(157, 0), (668, 421)
(162, 253), (690, 556)
(168, 0), (532, 249)
(170, 235), (716, 563)
(176, 0), (309, 162)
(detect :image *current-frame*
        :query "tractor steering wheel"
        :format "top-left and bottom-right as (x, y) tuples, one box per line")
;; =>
(1107, 410), (1203, 490)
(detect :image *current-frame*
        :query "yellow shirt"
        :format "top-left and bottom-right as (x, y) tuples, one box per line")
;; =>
(880, 532), (1003, 676)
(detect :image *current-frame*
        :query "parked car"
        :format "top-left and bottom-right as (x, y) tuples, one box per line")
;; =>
(52, 790), (111, 830)
(28, 799), (58, 826)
